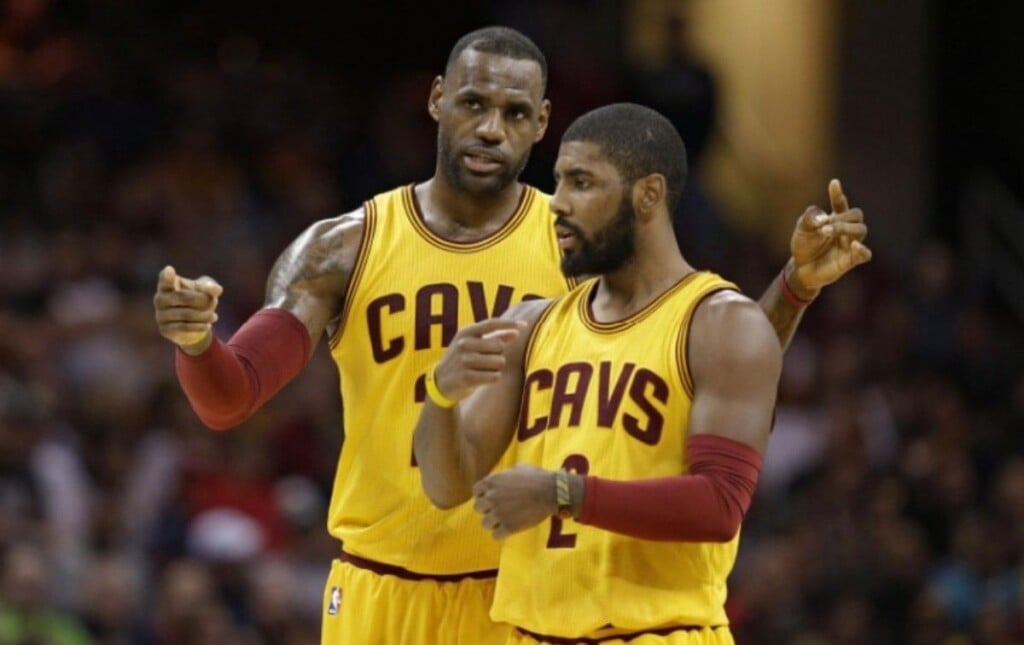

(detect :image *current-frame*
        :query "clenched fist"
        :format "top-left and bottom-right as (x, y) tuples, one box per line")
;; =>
(473, 465), (559, 540)
(433, 318), (526, 404)
(153, 265), (223, 355)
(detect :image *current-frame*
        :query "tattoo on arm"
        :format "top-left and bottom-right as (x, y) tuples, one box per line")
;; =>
(264, 211), (364, 345)
(758, 274), (806, 352)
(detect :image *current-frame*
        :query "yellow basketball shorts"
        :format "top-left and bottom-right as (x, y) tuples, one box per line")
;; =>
(320, 555), (512, 644)
(506, 625), (734, 645)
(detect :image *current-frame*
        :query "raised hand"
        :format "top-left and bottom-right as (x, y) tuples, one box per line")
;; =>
(788, 179), (873, 298)
(432, 318), (526, 404)
(473, 465), (558, 540)
(153, 265), (223, 355)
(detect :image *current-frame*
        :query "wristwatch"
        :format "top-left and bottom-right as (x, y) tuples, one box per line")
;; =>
(555, 468), (573, 520)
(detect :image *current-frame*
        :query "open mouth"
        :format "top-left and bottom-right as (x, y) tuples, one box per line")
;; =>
(556, 227), (577, 250)
(463, 152), (503, 174)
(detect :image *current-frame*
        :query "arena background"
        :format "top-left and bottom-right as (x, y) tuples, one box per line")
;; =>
(1, 1), (1022, 643)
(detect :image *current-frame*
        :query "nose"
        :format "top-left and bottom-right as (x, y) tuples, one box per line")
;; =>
(475, 109), (506, 145)
(549, 182), (569, 217)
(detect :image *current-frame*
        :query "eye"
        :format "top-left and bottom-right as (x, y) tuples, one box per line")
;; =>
(462, 98), (483, 111)
(573, 177), (590, 190)
(508, 108), (528, 121)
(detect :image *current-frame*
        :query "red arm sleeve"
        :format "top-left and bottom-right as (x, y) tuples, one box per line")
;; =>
(577, 434), (762, 542)
(175, 308), (312, 430)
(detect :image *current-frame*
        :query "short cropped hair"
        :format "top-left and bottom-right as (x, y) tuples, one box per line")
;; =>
(445, 26), (547, 91)
(562, 103), (688, 212)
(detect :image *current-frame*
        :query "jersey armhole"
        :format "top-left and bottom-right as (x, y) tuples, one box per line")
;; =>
(328, 200), (377, 350)
(676, 287), (738, 399)
(512, 300), (558, 429)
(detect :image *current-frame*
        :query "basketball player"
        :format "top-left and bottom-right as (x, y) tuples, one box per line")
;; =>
(414, 103), (820, 644)
(154, 28), (869, 644)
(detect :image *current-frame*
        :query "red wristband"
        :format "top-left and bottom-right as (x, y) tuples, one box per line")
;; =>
(779, 269), (814, 308)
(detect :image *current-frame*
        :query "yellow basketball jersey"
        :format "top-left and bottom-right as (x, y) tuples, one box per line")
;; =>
(492, 271), (740, 637)
(328, 184), (572, 575)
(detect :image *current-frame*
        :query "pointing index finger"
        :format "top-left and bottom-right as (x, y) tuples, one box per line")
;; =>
(829, 178), (850, 214)
(482, 329), (521, 344)
(472, 317), (528, 338)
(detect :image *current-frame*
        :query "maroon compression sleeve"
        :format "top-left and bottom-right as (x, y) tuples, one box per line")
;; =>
(578, 434), (762, 542)
(175, 308), (312, 430)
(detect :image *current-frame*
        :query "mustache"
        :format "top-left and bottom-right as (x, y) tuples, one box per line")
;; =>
(554, 216), (585, 237)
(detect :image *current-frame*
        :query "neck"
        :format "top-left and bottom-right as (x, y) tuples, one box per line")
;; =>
(418, 170), (523, 231)
(592, 221), (694, 318)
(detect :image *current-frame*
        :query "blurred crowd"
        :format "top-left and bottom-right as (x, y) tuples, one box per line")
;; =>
(0, 1), (1022, 644)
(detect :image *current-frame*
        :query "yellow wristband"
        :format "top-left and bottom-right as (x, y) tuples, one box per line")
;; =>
(425, 363), (457, 409)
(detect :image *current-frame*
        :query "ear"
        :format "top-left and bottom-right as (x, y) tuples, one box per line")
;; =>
(632, 174), (667, 222)
(427, 76), (444, 123)
(534, 98), (552, 143)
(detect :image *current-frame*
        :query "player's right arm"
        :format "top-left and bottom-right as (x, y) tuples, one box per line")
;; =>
(414, 300), (549, 509)
(154, 209), (364, 429)
(758, 179), (871, 350)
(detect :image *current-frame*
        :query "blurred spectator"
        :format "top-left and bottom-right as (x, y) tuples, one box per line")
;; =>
(79, 554), (145, 644)
(627, 9), (725, 268)
(0, 542), (93, 644)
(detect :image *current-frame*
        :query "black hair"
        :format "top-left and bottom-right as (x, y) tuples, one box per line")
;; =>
(562, 103), (688, 212)
(445, 26), (547, 91)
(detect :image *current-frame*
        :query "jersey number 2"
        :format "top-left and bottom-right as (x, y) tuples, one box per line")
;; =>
(546, 454), (590, 549)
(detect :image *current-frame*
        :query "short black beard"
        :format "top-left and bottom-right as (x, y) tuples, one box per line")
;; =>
(438, 130), (527, 197)
(560, 194), (636, 277)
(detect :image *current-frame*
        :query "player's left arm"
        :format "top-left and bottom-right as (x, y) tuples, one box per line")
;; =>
(473, 292), (782, 542)
(758, 178), (872, 350)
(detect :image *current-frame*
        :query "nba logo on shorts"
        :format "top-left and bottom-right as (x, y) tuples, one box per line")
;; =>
(328, 586), (341, 615)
